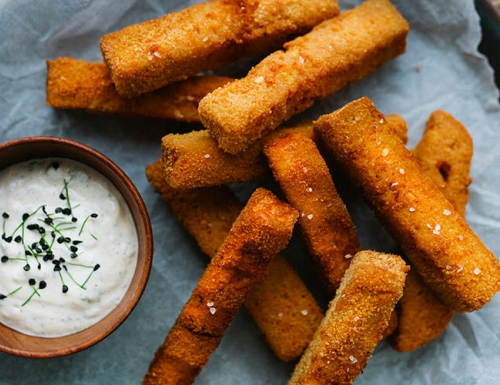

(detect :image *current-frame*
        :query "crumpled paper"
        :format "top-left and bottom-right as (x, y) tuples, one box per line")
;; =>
(1, 0), (500, 384)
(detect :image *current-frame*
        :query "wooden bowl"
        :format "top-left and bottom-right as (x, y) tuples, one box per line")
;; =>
(0, 136), (153, 358)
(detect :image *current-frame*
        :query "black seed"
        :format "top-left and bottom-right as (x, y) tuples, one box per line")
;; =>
(22, 213), (29, 221)
(2, 212), (9, 218)
(63, 265), (68, 271)
(37, 263), (41, 270)
(59, 258), (65, 263)
(4, 236), (12, 243)
(0, 294), (6, 300)
(70, 246), (78, 252)
(1, 256), (8, 263)
(57, 236), (64, 244)
(14, 235), (22, 243)
(94, 264), (100, 271)
(38, 227), (46, 234)
(55, 207), (63, 214)
(90, 213), (98, 218)
(25, 250), (32, 256)
(62, 285), (68, 293)
(51, 231), (56, 238)
(27, 223), (39, 230)
(43, 255), (51, 262)
(64, 237), (71, 243)
(62, 208), (71, 216)
(31, 242), (38, 249)
(29, 278), (36, 286)
(72, 240), (82, 245)
(39, 281), (47, 289)
(35, 247), (42, 254)
(70, 253), (77, 259)
(53, 265), (61, 272)
(44, 217), (53, 225)
(72, 217), (77, 222)
(23, 264), (30, 271)
(59, 193), (66, 200)
(51, 161), (59, 170)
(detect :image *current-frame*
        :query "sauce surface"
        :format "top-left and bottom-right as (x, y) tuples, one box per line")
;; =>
(0, 158), (138, 337)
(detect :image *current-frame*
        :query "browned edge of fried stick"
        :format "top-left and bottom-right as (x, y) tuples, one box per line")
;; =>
(199, 0), (409, 154)
(288, 250), (409, 385)
(314, 96), (500, 312)
(161, 120), (314, 189)
(390, 110), (474, 352)
(46, 57), (232, 122)
(100, 0), (340, 97)
(143, 188), (298, 384)
(263, 132), (361, 297)
(145, 160), (323, 362)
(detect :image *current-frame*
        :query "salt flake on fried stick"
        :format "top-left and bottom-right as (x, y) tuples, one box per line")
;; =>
(314, 96), (500, 312)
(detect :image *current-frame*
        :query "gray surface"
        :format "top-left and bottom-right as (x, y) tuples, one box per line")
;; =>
(1, 0), (500, 384)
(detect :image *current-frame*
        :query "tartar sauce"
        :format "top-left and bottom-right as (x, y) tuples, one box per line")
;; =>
(0, 158), (138, 337)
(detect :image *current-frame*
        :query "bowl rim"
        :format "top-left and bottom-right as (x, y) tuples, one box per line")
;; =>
(0, 135), (153, 358)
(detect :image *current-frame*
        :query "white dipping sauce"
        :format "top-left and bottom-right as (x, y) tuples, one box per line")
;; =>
(0, 158), (138, 337)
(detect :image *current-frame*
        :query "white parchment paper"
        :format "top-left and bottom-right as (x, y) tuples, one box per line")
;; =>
(1, 0), (500, 384)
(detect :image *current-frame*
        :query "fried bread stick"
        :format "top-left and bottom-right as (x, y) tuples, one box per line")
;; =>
(199, 0), (409, 154)
(162, 120), (313, 189)
(391, 110), (473, 352)
(46, 57), (232, 123)
(288, 250), (409, 385)
(264, 132), (361, 297)
(146, 160), (323, 361)
(314, 97), (500, 312)
(100, 0), (339, 97)
(143, 188), (298, 384)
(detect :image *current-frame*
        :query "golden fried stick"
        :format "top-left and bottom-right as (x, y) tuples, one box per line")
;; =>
(288, 250), (409, 385)
(162, 121), (313, 189)
(146, 160), (323, 361)
(412, 110), (473, 218)
(100, 0), (340, 97)
(143, 188), (298, 384)
(199, 0), (409, 154)
(391, 110), (473, 352)
(264, 132), (361, 297)
(314, 97), (500, 313)
(46, 57), (232, 123)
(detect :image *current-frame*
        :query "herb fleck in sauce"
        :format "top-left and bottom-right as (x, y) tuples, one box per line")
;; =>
(0, 158), (138, 337)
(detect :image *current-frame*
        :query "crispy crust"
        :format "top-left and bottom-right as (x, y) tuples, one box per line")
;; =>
(412, 110), (473, 218)
(314, 97), (500, 312)
(46, 57), (232, 122)
(100, 0), (339, 97)
(288, 250), (409, 385)
(145, 160), (323, 361)
(264, 132), (361, 296)
(161, 121), (313, 189)
(199, 0), (409, 154)
(391, 110), (473, 352)
(143, 188), (298, 384)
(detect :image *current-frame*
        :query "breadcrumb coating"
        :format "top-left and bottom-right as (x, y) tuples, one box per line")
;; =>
(145, 160), (323, 361)
(314, 96), (500, 313)
(288, 250), (408, 385)
(199, 0), (409, 154)
(46, 57), (232, 122)
(100, 0), (339, 97)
